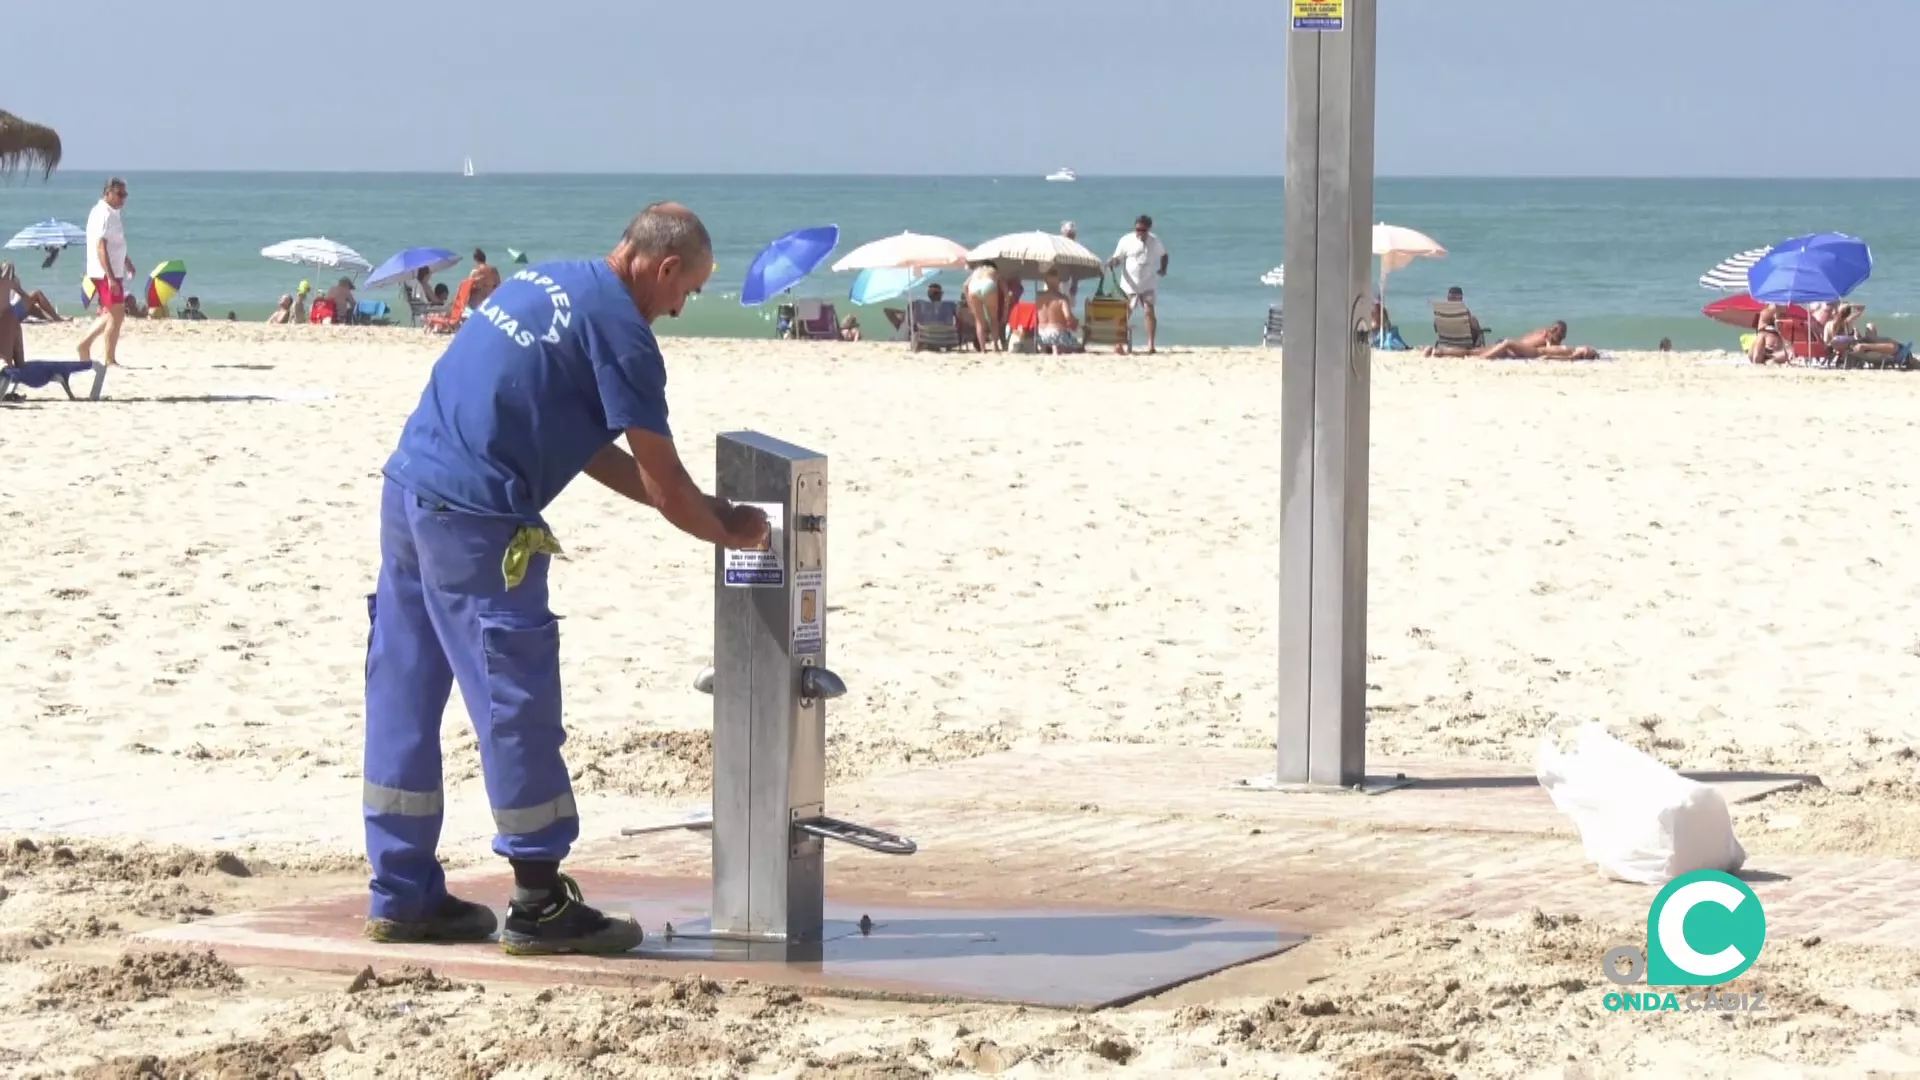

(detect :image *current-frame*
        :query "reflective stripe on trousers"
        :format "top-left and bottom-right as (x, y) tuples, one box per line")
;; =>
(494, 792), (578, 837)
(364, 779), (444, 817)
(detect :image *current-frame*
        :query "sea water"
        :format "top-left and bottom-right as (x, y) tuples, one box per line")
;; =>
(2, 172), (1914, 351)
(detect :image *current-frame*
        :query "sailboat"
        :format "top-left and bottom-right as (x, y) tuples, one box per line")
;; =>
(462, 156), (475, 178)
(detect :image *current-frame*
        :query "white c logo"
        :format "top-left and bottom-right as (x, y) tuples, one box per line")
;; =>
(1657, 879), (1747, 978)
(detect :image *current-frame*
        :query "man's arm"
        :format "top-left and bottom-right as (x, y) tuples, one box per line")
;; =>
(1157, 241), (1169, 276)
(622, 429), (747, 547)
(583, 442), (654, 506)
(96, 237), (112, 281)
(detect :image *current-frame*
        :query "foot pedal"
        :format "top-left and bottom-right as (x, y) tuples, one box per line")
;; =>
(794, 816), (917, 855)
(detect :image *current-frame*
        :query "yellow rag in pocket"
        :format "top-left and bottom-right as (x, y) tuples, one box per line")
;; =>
(501, 525), (564, 589)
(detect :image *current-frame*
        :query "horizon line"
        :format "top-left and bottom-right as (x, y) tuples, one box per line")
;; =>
(22, 168), (1920, 183)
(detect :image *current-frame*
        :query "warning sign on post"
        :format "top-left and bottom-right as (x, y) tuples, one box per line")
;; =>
(1291, 0), (1344, 31)
(792, 569), (823, 656)
(722, 502), (785, 587)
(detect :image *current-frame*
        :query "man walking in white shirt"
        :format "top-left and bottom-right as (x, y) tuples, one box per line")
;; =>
(1108, 214), (1169, 354)
(77, 177), (135, 367)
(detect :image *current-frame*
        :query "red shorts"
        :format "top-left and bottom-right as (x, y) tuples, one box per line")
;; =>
(92, 277), (127, 307)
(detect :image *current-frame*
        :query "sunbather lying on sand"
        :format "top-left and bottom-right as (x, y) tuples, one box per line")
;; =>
(1425, 320), (1599, 360)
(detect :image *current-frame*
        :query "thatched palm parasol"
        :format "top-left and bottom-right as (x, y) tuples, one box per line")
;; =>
(0, 111), (62, 179)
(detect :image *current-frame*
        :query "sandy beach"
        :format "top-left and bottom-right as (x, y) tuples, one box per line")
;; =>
(5, 321), (1920, 1077)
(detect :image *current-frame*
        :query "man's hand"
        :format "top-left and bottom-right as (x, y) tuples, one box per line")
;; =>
(625, 429), (745, 547)
(718, 502), (770, 549)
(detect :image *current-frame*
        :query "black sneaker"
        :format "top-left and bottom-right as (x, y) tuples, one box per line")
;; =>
(499, 873), (643, 956)
(364, 894), (499, 944)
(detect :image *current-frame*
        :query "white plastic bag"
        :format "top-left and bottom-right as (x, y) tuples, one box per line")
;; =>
(1536, 721), (1747, 885)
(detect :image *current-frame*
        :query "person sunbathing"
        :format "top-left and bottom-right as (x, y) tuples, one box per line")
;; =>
(1474, 321), (1598, 360)
(1034, 268), (1082, 354)
(1748, 304), (1791, 364)
(1427, 320), (1590, 359)
(1831, 318), (1913, 368)
(0, 261), (26, 367)
(267, 295), (296, 324)
(0, 259), (69, 325)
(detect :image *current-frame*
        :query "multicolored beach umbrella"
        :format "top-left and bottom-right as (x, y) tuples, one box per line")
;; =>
(147, 259), (187, 309)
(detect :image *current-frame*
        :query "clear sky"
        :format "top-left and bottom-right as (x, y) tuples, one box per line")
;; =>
(10, 0), (1917, 177)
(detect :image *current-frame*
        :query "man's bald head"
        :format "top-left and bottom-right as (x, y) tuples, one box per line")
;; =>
(610, 201), (714, 323)
(620, 202), (712, 265)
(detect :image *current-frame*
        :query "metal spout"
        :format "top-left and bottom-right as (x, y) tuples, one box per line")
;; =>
(693, 666), (715, 694)
(799, 666), (846, 700)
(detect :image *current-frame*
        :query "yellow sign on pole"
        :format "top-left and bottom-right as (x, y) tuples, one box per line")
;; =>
(1291, 0), (1345, 32)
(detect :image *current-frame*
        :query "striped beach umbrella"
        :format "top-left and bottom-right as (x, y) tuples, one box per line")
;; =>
(147, 259), (187, 309)
(1699, 247), (1771, 291)
(4, 219), (86, 250)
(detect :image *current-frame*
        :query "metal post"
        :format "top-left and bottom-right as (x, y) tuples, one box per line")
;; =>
(689, 431), (917, 948)
(1277, 0), (1380, 789)
(710, 431), (832, 942)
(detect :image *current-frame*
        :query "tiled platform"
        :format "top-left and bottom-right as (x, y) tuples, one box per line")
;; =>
(134, 870), (1304, 1010)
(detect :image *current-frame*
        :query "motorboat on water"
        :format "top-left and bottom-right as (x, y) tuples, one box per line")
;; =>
(1045, 167), (1076, 182)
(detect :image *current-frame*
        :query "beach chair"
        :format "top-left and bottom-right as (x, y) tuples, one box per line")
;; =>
(796, 301), (841, 340)
(1775, 317), (1827, 363)
(1262, 305), (1283, 347)
(1431, 300), (1489, 350)
(909, 299), (961, 352)
(0, 360), (109, 401)
(403, 283), (447, 327)
(1005, 300), (1039, 352)
(1081, 277), (1130, 351)
(426, 279), (476, 334)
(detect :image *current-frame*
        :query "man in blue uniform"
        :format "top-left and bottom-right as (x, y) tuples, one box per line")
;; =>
(361, 202), (769, 955)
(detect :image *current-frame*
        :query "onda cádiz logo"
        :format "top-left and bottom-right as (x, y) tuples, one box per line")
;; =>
(1600, 870), (1769, 1014)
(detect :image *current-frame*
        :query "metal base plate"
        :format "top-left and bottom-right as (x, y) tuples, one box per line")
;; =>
(132, 870), (1304, 1010)
(1237, 772), (1414, 796)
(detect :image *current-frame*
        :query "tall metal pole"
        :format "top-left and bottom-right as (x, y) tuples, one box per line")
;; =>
(1277, 0), (1377, 787)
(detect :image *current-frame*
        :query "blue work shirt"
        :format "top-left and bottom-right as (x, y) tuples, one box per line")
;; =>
(383, 260), (671, 523)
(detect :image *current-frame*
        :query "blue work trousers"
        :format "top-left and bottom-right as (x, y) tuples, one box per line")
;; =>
(362, 478), (577, 921)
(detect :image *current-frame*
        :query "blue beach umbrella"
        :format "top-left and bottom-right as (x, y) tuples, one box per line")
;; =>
(849, 266), (938, 306)
(5, 219), (87, 250)
(740, 226), (839, 306)
(1746, 233), (1873, 306)
(365, 246), (463, 288)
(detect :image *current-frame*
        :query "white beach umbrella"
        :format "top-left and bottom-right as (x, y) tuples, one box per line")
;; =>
(1373, 223), (1446, 272)
(1699, 247), (1771, 291)
(1371, 223), (1447, 319)
(831, 232), (970, 273)
(966, 231), (1103, 281)
(261, 237), (372, 276)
